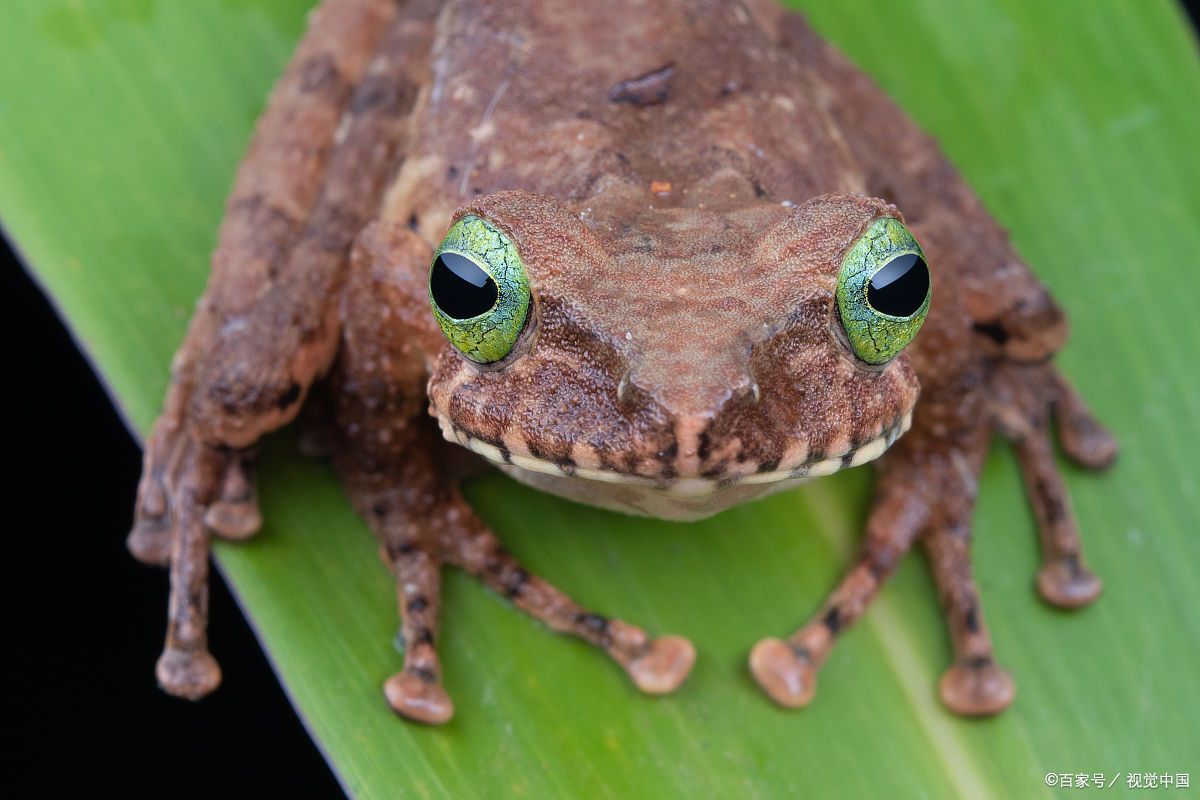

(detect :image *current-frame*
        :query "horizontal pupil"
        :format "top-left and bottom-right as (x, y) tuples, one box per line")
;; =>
(867, 253), (929, 317)
(430, 252), (499, 319)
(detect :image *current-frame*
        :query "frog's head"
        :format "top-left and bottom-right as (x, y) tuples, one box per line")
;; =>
(425, 189), (926, 520)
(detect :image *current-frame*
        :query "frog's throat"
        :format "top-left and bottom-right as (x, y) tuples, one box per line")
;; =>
(434, 410), (913, 498)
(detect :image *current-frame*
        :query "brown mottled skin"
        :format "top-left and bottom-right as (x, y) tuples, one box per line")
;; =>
(130, 0), (1116, 724)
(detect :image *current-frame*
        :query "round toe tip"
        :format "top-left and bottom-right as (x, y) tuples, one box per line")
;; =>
(1038, 562), (1103, 609)
(156, 648), (222, 700)
(749, 638), (816, 709)
(628, 635), (696, 695)
(939, 659), (1015, 717)
(384, 672), (454, 725)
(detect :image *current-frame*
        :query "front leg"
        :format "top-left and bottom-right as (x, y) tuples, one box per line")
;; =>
(129, 0), (430, 698)
(335, 223), (695, 724)
(752, 362), (1114, 717)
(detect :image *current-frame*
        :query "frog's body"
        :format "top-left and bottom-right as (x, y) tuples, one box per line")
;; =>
(130, 0), (1116, 724)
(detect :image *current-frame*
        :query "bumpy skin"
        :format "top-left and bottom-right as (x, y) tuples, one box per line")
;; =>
(131, 0), (1115, 722)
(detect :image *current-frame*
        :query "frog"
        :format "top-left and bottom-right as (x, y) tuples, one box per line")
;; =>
(128, 0), (1117, 725)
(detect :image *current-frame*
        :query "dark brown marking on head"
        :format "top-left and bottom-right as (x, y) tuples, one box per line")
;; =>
(756, 457), (781, 474)
(608, 63), (675, 107)
(823, 606), (842, 635)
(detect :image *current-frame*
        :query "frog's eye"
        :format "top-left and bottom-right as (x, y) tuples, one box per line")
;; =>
(835, 216), (931, 364)
(429, 215), (531, 363)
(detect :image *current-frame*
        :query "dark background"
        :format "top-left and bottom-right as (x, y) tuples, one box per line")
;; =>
(5, 4), (1199, 796)
(2, 241), (344, 795)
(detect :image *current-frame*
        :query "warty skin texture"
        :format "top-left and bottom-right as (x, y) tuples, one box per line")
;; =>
(128, 0), (1117, 724)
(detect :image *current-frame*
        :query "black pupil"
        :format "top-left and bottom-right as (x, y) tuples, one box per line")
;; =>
(430, 252), (498, 319)
(867, 253), (929, 317)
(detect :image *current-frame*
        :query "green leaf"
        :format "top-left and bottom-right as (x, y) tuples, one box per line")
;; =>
(3, 1), (1198, 796)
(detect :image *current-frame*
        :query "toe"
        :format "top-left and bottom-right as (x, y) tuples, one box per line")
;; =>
(127, 517), (172, 566)
(156, 647), (222, 700)
(627, 635), (696, 695)
(205, 499), (262, 540)
(1057, 412), (1118, 469)
(1038, 559), (1103, 608)
(939, 658), (1015, 716)
(749, 638), (817, 708)
(1053, 373), (1118, 469)
(384, 672), (454, 725)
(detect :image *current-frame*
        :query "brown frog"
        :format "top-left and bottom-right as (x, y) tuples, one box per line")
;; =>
(129, 0), (1117, 725)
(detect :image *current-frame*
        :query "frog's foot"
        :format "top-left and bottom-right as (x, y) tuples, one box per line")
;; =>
(750, 480), (929, 710)
(203, 453), (263, 541)
(750, 423), (1017, 717)
(359, 458), (695, 724)
(129, 430), (230, 700)
(129, 406), (263, 566)
(992, 362), (1117, 609)
(129, 396), (270, 700)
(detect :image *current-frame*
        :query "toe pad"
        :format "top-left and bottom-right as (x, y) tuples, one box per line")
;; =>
(627, 636), (696, 695)
(157, 648), (222, 700)
(384, 672), (454, 725)
(1038, 561), (1103, 608)
(939, 659), (1015, 716)
(749, 638), (816, 708)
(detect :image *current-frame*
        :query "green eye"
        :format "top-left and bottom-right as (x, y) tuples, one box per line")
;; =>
(429, 215), (531, 363)
(835, 217), (931, 364)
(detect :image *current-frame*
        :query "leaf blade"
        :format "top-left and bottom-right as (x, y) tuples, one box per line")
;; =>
(2, 1), (1198, 797)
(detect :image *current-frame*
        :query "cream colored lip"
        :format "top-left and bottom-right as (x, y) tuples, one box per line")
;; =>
(435, 410), (913, 497)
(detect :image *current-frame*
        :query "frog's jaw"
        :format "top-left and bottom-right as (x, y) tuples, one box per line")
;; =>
(433, 409), (911, 521)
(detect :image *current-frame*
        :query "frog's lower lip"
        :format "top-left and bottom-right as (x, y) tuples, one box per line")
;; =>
(434, 410), (913, 498)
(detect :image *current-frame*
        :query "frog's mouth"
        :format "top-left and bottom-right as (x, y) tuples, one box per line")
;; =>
(433, 410), (913, 498)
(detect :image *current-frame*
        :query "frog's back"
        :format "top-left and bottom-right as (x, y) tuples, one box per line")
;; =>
(392, 0), (865, 241)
